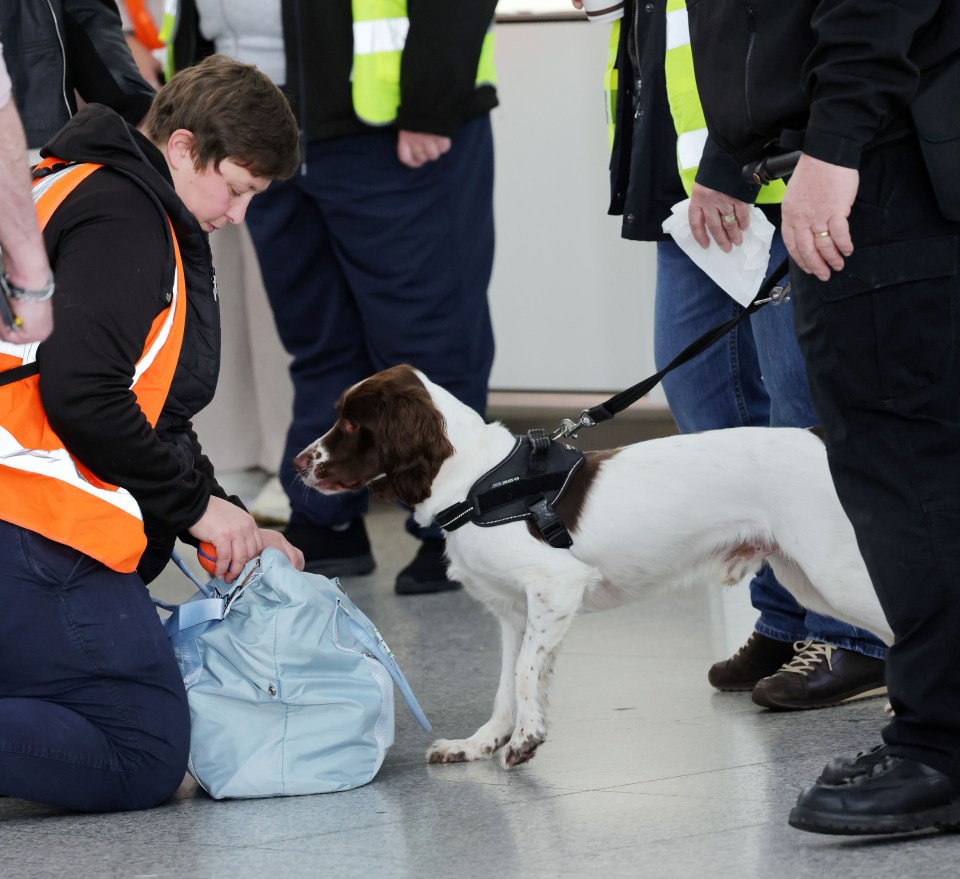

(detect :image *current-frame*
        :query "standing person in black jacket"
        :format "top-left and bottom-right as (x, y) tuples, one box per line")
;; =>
(0, 54), (302, 812)
(167, 0), (498, 594)
(687, 0), (960, 835)
(0, 0), (156, 155)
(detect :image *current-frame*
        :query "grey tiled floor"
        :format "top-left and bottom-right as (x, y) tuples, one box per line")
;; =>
(4, 482), (960, 878)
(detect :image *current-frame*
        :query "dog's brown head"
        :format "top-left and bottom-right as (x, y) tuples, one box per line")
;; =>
(293, 364), (455, 506)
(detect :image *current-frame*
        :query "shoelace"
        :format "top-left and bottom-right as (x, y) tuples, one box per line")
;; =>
(778, 640), (836, 675)
(735, 633), (762, 657)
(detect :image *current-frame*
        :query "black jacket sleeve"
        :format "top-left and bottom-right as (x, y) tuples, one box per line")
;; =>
(39, 169), (214, 540)
(695, 136), (762, 202)
(801, 0), (942, 168)
(396, 0), (498, 136)
(62, 0), (156, 127)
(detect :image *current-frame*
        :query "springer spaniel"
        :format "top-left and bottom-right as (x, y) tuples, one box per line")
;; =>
(293, 364), (892, 769)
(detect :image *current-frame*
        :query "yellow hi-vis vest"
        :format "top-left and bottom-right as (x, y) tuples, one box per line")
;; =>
(663, 0), (784, 201)
(159, 0), (177, 81)
(350, 0), (497, 126)
(604, 20), (621, 150)
(0, 160), (188, 573)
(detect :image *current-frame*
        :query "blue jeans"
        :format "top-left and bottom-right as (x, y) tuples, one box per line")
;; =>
(654, 236), (886, 658)
(0, 521), (190, 811)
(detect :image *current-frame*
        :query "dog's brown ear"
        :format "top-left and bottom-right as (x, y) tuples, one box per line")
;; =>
(373, 387), (454, 505)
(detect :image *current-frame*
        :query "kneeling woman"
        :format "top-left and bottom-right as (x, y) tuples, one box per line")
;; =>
(0, 55), (302, 812)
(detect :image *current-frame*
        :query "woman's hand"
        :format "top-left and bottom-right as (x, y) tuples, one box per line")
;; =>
(259, 528), (305, 571)
(188, 496), (263, 583)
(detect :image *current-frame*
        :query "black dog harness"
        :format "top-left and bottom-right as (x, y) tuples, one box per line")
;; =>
(434, 429), (585, 549)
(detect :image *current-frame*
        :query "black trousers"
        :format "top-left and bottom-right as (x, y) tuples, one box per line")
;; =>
(791, 130), (960, 778)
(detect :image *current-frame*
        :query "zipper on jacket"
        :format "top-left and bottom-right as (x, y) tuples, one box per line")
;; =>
(630, 0), (643, 119)
(45, 0), (72, 121)
(743, 5), (758, 135)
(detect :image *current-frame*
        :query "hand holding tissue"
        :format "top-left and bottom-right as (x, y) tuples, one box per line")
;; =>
(662, 199), (776, 307)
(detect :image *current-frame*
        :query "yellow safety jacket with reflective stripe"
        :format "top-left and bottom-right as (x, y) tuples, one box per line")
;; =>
(663, 0), (783, 202)
(350, 0), (497, 126)
(0, 160), (188, 573)
(604, 20), (621, 150)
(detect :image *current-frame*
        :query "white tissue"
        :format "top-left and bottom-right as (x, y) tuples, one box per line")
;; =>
(661, 199), (775, 307)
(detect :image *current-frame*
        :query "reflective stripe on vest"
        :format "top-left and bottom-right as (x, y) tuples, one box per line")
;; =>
(159, 0), (177, 83)
(663, 0), (784, 202)
(351, 0), (496, 127)
(0, 160), (187, 572)
(604, 20), (621, 151)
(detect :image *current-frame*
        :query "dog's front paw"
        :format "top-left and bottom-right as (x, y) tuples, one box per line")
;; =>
(426, 738), (496, 764)
(501, 729), (546, 768)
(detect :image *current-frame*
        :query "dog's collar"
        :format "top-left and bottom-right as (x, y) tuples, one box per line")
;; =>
(434, 429), (584, 548)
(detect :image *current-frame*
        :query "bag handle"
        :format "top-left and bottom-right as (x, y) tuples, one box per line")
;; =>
(157, 551), (254, 646)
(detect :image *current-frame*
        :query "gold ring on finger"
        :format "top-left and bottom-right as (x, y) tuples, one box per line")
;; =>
(721, 212), (737, 225)
(814, 230), (831, 239)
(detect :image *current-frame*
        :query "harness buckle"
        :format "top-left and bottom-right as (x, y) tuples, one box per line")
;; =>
(529, 497), (573, 549)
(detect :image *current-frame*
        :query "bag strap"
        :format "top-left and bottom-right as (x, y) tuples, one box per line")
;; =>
(341, 610), (433, 733)
(154, 551), (227, 645)
(0, 361), (39, 386)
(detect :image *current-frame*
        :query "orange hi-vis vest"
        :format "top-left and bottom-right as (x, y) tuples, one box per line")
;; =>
(0, 159), (188, 572)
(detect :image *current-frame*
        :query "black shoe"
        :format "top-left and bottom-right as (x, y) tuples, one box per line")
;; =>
(395, 539), (461, 595)
(751, 640), (886, 710)
(707, 632), (797, 691)
(789, 756), (960, 835)
(283, 519), (375, 577)
(818, 744), (891, 785)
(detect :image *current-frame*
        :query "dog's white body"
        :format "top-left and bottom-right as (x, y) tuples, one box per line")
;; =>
(297, 367), (891, 769)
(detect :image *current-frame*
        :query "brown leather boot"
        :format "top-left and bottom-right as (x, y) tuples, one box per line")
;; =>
(707, 632), (797, 691)
(752, 640), (887, 710)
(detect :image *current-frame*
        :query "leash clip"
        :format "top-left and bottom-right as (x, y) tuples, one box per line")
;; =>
(754, 282), (791, 307)
(551, 409), (596, 441)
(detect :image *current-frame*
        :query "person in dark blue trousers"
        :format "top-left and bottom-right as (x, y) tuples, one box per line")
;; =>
(244, 116), (495, 592)
(169, 0), (498, 593)
(0, 56), (301, 812)
(0, 520), (190, 812)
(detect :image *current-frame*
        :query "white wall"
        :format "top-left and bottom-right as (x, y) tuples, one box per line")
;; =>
(488, 19), (660, 394)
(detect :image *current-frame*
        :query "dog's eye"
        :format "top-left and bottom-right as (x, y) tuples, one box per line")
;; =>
(342, 418), (359, 434)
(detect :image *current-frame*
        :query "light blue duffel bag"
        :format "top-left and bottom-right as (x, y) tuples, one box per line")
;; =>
(157, 547), (431, 799)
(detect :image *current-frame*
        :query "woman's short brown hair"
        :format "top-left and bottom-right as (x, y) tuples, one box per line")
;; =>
(143, 54), (300, 180)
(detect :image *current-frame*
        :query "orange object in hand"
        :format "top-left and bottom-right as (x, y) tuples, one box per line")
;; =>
(197, 541), (219, 575)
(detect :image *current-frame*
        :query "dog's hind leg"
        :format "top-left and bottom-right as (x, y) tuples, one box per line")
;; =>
(426, 610), (524, 764)
(501, 561), (598, 769)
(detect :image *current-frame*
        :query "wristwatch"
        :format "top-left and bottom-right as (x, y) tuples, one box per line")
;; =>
(0, 271), (55, 303)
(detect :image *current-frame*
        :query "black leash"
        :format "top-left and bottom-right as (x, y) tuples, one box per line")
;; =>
(552, 256), (790, 440)
(552, 147), (802, 441)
